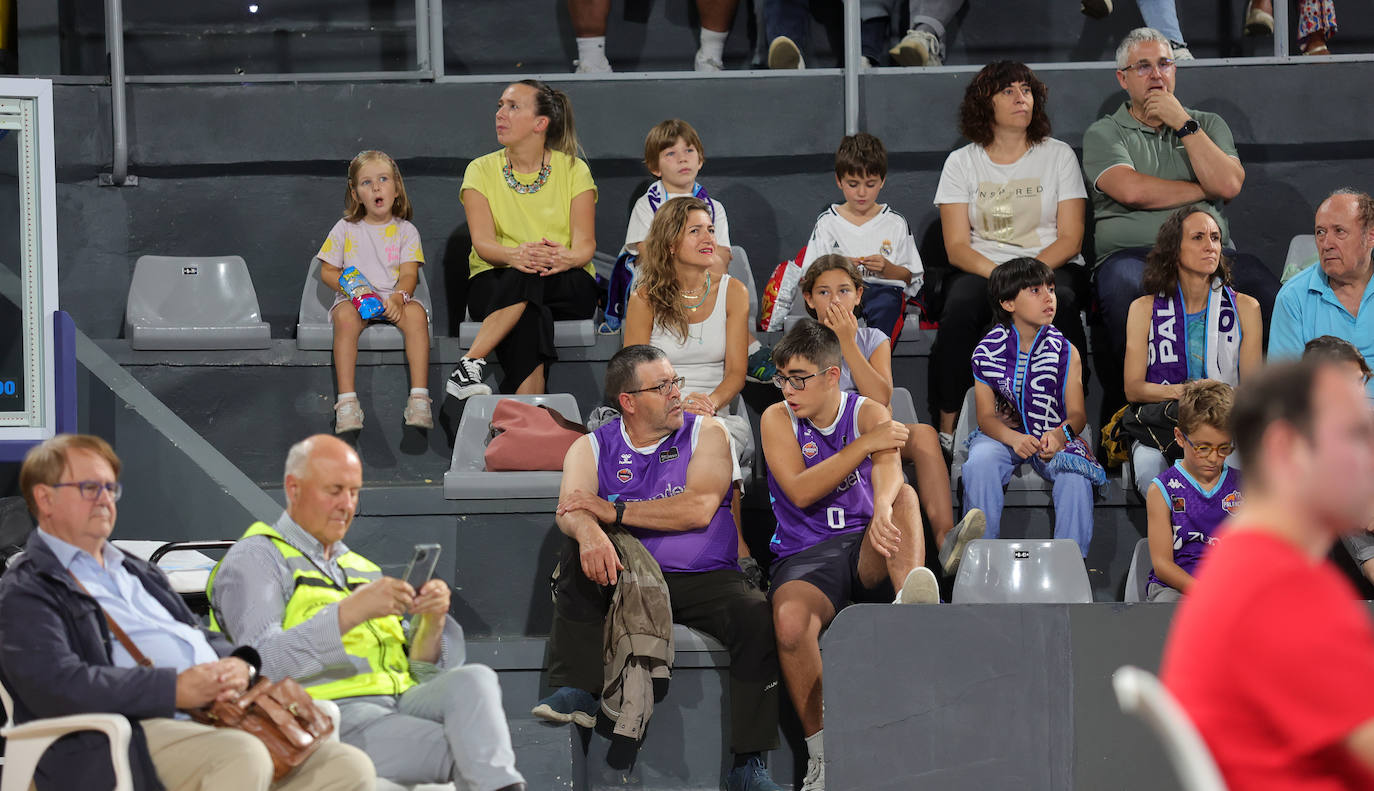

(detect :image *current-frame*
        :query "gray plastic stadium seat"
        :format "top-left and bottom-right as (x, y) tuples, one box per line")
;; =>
(952, 539), (1093, 603)
(728, 246), (758, 326)
(443, 394), (582, 500)
(1281, 234), (1317, 283)
(1124, 537), (1152, 603)
(125, 256), (271, 350)
(950, 388), (1096, 507)
(296, 258), (435, 351)
(890, 387), (918, 425)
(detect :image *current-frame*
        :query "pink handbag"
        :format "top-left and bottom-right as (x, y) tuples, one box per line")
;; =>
(483, 399), (587, 471)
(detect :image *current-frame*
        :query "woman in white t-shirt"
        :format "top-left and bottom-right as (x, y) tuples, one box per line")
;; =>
(932, 61), (1088, 443)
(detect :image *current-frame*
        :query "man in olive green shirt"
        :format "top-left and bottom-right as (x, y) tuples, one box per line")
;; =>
(1083, 27), (1280, 418)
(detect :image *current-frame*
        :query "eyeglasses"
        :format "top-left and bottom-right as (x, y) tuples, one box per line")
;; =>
(772, 368), (836, 391)
(1182, 435), (1233, 459)
(1120, 58), (1176, 77)
(49, 480), (123, 502)
(627, 376), (686, 397)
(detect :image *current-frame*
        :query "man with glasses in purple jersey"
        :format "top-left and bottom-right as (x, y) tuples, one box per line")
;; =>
(1084, 26), (1280, 421)
(536, 344), (782, 791)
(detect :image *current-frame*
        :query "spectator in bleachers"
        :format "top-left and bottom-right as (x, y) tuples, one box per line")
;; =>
(317, 150), (432, 433)
(932, 60), (1088, 448)
(1247, 0), (1338, 54)
(1269, 188), (1374, 400)
(1084, 27), (1280, 422)
(800, 255), (986, 577)
(888, 0), (964, 66)
(765, 0), (962, 68)
(624, 197), (757, 566)
(964, 258), (1103, 557)
(447, 80), (599, 401)
(763, 320), (940, 791)
(568, 0), (738, 72)
(1162, 359), (1374, 789)
(537, 344), (782, 791)
(0, 434), (376, 791)
(1121, 208), (1262, 498)
(209, 435), (526, 791)
(1081, 1), (1194, 60)
(793, 133), (922, 343)
(1144, 380), (1240, 601)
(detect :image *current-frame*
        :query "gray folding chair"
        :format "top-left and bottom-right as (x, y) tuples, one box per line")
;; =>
(951, 539), (1093, 603)
(125, 255), (271, 350)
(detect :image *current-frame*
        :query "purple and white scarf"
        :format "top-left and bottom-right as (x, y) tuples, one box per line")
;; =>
(645, 180), (715, 223)
(972, 323), (1106, 485)
(1145, 278), (1241, 387)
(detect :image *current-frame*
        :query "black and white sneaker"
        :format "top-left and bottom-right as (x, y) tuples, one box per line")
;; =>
(446, 357), (492, 400)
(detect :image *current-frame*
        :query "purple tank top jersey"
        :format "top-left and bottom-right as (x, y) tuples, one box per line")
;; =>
(592, 413), (737, 573)
(767, 392), (875, 560)
(1148, 462), (1242, 589)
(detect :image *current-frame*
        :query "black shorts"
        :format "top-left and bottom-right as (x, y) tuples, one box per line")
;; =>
(768, 532), (894, 615)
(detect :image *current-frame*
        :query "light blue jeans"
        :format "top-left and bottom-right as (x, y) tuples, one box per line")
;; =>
(1136, 0), (1186, 45)
(962, 432), (1095, 557)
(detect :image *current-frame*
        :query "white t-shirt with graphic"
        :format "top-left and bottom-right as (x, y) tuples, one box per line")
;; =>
(933, 138), (1087, 266)
(799, 205), (923, 295)
(315, 218), (425, 309)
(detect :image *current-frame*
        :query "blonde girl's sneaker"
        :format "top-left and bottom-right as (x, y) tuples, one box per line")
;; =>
(335, 397), (363, 434)
(403, 393), (434, 429)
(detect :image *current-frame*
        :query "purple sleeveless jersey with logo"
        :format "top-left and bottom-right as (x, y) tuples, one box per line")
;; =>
(767, 392), (875, 560)
(592, 413), (737, 573)
(1148, 462), (1242, 588)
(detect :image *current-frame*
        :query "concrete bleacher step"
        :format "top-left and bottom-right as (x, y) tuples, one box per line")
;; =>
(509, 717), (578, 791)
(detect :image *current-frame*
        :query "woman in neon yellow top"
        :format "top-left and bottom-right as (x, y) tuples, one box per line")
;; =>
(448, 79), (599, 398)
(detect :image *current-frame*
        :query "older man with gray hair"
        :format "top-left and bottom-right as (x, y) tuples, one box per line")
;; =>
(1083, 26), (1281, 418)
(209, 434), (525, 791)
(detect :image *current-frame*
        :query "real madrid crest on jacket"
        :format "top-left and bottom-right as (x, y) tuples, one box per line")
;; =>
(591, 413), (737, 573)
(767, 391), (876, 560)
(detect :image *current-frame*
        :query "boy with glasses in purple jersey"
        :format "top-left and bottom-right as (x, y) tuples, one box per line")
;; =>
(761, 319), (940, 791)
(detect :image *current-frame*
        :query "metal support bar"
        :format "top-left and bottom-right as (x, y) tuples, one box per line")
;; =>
(842, 0), (859, 134)
(1273, 0), (1289, 58)
(429, 0), (445, 78)
(415, 0), (430, 73)
(99, 0), (135, 186)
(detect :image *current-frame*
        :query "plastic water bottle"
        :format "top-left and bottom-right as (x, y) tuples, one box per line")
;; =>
(339, 266), (385, 320)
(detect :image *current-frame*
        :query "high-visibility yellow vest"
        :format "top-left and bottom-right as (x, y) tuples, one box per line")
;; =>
(207, 522), (415, 700)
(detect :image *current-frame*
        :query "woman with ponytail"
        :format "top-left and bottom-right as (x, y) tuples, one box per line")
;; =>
(448, 79), (600, 398)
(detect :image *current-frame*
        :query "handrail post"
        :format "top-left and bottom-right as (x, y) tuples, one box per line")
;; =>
(100, 0), (135, 186)
(429, 0), (445, 79)
(415, 0), (430, 73)
(1273, 0), (1289, 58)
(843, 0), (859, 134)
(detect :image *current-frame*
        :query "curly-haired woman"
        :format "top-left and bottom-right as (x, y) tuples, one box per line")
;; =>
(930, 61), (1088, 445)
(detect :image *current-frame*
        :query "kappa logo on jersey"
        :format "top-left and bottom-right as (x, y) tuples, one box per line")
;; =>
(1222, 491), (1242, 514)
(1167, 478), (1185, 490)
(617, 468), (633, 483)
(619, 453), (633, 465)
(802, 440), (819, 458)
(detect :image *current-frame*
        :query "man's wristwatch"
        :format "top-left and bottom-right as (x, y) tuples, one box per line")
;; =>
(1176, 119), (1200, 138)
(613, 499), (626, 528)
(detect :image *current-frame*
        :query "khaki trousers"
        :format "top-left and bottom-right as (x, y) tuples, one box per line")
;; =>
(142, 718), (376, 791)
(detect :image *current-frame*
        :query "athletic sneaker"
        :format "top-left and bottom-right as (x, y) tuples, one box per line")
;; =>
(939, 431), (955, 460)
(889, 28), (943, 67)
(939, 508), (985, 578)
(1171, 45), (1195, 61)
(767, 36), (804, 69)
(531, 686), (597, 728)
(445, 357), (492, 400)
(746, 345), (777, 384)
(694, 50), (724, 72)
(573, 58), (612, 74)
(726, 755), (783, 791)
(800, 754), (824, 791)
(403, 393), (434, 429)
(334, 397), (363, 434)
(1080, 0), (1112, 18)
(895, 566), (940, 604)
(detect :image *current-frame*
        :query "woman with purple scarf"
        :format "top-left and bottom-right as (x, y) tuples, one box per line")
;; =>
(1122, 208), (1263, 498)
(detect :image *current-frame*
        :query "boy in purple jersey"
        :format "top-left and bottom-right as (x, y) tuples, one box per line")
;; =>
(761, 320), (940, 791)
(534, 345), (782, 791)
(1147, 379), (1241, 601)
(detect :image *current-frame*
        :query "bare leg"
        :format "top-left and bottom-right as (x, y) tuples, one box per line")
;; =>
(397, 302), (430, 390)
(569, 0), (610, 36)
(904, 423), (954, 546)
(857, 484), (924, 591)
(467, 302), (527, 360)
(938, 410), (957, 436)
(515, 363), (546, 395)
(330, 303), (366, 394)
(696, 0), (739, 32)
(772, 580), (836, 736)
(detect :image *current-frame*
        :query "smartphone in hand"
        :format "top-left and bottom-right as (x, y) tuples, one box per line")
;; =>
(401, 544), (442, 592)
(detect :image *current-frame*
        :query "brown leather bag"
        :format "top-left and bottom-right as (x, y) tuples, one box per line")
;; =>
(484, 399), (588, 471)
(188, 677), (333, 780)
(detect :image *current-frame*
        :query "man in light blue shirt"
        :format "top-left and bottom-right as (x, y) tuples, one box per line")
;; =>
(1269, 188), (1374, 400)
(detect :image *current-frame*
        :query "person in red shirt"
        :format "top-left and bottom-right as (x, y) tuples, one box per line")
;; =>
(1161, 358), (1374, 790)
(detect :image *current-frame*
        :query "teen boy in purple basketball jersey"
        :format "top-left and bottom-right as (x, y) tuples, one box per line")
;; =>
(536, 344), (782, 791)
(761, 319), (941, 791)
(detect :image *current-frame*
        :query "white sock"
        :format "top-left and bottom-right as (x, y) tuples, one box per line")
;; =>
(409, 387), (428, 396)
(805, 729), (824, 760)
(336, 392), (357, 404)
(576, 36), (608, 66)
(699, 28), (728, 61)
